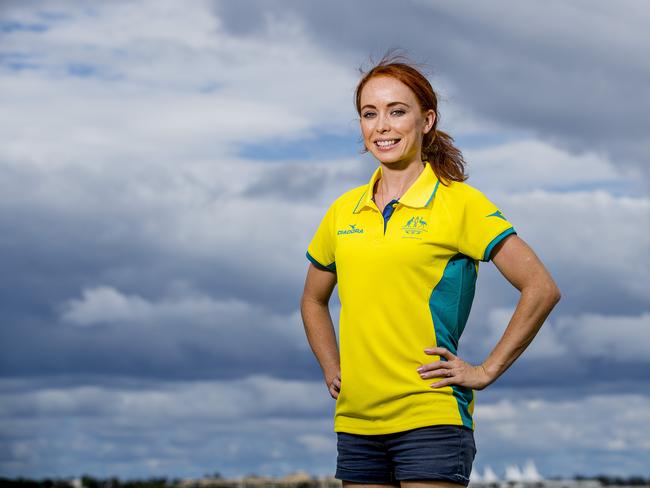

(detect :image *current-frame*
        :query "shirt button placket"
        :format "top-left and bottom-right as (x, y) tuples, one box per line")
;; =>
(382, 199), (400, 236)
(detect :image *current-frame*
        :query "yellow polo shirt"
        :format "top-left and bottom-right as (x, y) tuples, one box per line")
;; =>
(306, 162), (516, 434)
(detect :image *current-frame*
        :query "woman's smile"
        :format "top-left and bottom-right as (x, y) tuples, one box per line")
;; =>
(374, 138), (401, 151)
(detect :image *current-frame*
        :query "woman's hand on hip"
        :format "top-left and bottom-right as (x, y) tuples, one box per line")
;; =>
(418, 347), (491, 390)
(326, 370), (341, 399)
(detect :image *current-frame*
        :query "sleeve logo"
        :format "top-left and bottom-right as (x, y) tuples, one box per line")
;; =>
(487, 210), (507, 221)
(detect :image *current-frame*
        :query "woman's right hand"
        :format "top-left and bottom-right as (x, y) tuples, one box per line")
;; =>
(326, 370), (341, 399)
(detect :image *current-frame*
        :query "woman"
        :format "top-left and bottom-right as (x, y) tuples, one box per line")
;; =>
(300, 52), (561, 488)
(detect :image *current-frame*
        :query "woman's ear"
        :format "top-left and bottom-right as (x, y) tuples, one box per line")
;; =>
(423, 110), (436, 134)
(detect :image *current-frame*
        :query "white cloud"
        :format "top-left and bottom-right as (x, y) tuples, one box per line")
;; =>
(465, 138), (642, 194)
(0, 375), (331, 422)
(556, 312), (650, 359)
(0, 376), (337, 478)
(472, 307), (650, 362)
(296, 434), (336, 454)
(59, 284), (310, 350)
(475, 394), (650, 452)
(2, 376), (650, 478)
(0, 0), (357, 169)
(503, 190), (650, 302)
(61, 286), (153, 325)
(475, 307), (565, 360)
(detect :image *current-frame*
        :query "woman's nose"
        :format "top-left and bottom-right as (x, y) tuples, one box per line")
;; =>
(376, 113), (390, 132)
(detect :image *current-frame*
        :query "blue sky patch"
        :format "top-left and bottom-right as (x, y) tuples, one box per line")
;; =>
(67, 63), (97, 78)
(0, 20), (48, 33)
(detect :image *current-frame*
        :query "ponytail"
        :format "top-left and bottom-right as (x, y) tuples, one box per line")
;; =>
(422, 129), (468, 185)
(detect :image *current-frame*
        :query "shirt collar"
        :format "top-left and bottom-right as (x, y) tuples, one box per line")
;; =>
(352, 162), (440, 213)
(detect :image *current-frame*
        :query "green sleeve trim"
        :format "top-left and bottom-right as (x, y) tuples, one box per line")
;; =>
(306, 251), (336, 273)
(483, 227), (517, 262)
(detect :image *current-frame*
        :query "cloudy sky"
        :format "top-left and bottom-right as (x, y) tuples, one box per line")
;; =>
(1, 0), (649, 481)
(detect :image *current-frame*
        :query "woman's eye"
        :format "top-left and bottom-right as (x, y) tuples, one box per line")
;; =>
(362, 110), (404, 118)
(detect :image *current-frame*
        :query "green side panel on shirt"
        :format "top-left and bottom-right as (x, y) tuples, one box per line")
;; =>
(428, 253), (477, 428)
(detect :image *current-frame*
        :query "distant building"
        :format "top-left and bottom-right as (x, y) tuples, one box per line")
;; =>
(467, 460), (603, 488)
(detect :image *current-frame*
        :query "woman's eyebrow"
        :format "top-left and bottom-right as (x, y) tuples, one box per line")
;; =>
(361, 101), (410, 111)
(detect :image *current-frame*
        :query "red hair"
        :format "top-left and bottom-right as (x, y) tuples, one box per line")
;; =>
(354, 49), (468, 185)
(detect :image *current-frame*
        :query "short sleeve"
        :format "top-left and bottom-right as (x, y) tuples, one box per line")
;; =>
(458, 187), (517, 262)
(305, 202), (337, 273)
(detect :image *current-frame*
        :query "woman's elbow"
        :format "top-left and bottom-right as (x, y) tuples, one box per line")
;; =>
(300, 292), (327, 310)
(551, 287), (562, 305)
(300, 293), (312, 311)
(544, 280), (562, 306)
(524, 277), (561, 306)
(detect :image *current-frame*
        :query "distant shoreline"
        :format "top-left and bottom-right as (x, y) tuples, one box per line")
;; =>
(1, 474), (650, 488)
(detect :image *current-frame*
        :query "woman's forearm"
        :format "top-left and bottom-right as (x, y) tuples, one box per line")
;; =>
(481, 282), (561, 386)
(300, 297), (340, 381)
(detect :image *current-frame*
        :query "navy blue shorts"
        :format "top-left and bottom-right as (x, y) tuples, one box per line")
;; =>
(335, 424), (476, 486)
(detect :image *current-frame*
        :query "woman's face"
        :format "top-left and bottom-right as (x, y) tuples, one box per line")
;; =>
(359, 75), (435, 167)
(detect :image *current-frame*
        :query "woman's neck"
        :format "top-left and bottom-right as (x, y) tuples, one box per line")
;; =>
(377, 160), (426, 200)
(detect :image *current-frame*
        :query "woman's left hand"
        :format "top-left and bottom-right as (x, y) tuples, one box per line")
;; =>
(418, 346), (492, 390)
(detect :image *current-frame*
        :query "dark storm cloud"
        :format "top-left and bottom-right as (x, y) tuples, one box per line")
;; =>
(241, 159), (369, 201)
(0, 171), (318, 383)
(243, 163), (333, 201)
(0, 376), (336, 479)
(213, 0), (650, 178)
(1, 159), (646, 389)
(1, 315), (319, 382)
